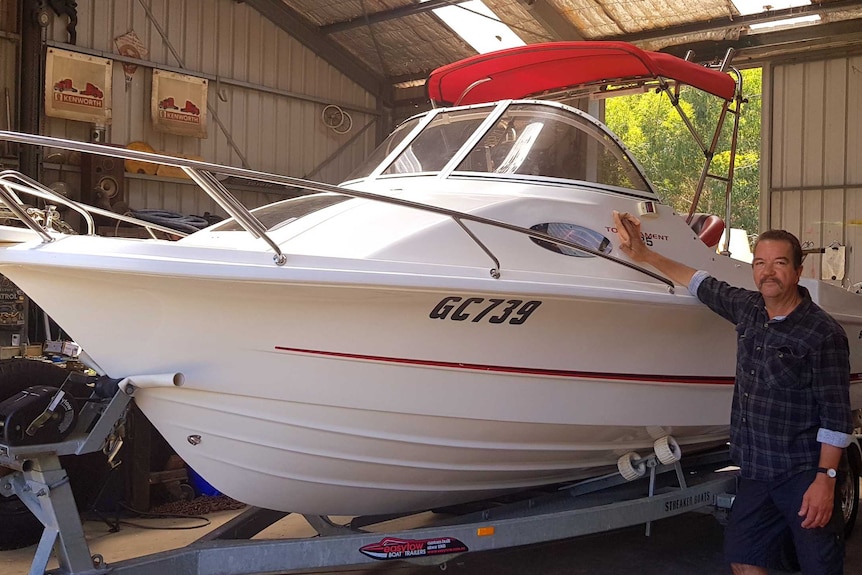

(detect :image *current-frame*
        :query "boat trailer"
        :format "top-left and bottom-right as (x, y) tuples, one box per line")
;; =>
(1, 372), (738, 575)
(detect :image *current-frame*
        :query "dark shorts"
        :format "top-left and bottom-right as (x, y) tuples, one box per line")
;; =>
(724, 470), (844, 575)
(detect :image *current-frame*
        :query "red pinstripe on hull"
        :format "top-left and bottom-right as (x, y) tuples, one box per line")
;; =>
(275, 346), (862, 386)
(274, 346), (739, 385)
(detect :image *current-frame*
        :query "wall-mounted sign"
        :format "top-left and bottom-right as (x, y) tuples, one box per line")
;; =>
(151, 69), (207, 138)
(114, 30), (149, 87)
(44, 48), (112, 124)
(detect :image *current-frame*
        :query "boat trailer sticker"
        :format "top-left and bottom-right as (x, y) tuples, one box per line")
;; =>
(429, 296), (542, 324)
(359, 536), (468, 560)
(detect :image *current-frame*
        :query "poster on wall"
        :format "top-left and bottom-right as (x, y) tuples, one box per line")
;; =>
(44, 48), (112, 124)
(151, 70), (207, 138)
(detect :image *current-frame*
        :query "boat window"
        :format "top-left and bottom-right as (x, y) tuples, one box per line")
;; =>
(344, 117), (422, 181)
(212, 193), (350, 232)
(530, 223), (612, 258)
(382, 110), (487, 175)
(456, 104), (650, 193)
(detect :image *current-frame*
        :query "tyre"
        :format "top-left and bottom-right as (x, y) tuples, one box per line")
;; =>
(0, 359), (111, 550)
(840, 445), (860, 540)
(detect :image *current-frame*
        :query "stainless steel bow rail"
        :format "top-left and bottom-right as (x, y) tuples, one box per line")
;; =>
(1, 373), (739, 575)
(0, 130), (676, 291)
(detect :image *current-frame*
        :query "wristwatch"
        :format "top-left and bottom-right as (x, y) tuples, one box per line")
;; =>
(817, 467), (838, 478)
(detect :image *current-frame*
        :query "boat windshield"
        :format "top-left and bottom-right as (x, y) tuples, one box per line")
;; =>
(344, 117), (422, 181)
(347, 102), (652, 195)
(456, 104), (650, 192)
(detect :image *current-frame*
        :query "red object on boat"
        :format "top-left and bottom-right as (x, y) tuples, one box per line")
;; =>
(426, 41), (737, 107)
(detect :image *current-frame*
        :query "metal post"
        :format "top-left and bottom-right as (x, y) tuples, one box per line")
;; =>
(19, 0), (44, 179)
(10, 455), (96, 575)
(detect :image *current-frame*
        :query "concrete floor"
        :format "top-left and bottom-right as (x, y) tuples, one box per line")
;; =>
(2, 504), (862, 574)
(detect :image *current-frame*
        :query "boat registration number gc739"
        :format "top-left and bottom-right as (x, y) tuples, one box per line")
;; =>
(429, 296), (542, 324)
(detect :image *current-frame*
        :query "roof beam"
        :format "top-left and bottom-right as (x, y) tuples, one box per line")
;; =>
(516, 0), (584, 40)
(321, 0), (456, 34)
(243, 0), (392, 105)
(659, 18), (862, 63)
(616, 0), (862, 44)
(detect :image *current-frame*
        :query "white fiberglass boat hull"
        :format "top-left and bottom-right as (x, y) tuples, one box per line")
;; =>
(0, 237), (741, 514)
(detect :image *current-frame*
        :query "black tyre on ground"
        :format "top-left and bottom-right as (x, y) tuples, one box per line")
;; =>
(841, 444), (861, 540)
(0, 358), (112, 550)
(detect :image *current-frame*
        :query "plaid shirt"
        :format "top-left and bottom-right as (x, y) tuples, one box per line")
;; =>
(694, 274), (852, 481)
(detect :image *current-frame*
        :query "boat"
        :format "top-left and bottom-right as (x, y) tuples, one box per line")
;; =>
(0, 41), (860, 517)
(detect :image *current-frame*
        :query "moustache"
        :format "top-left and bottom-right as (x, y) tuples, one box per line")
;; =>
(759, 279), (782, 287)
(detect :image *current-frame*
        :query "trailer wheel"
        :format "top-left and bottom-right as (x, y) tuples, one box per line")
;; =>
(617, 452), (646, 481)
(0, 359), (110, 550)
(841, 446), (860, 540)
(653, 436), (681, 465)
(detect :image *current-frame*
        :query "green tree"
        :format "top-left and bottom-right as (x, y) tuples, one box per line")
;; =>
(605, 69), (762, 237)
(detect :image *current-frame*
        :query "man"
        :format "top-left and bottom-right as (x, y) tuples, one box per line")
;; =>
(612, 211), (853, 575)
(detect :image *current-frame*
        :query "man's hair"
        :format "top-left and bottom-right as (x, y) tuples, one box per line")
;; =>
(753, 229), (803, 268)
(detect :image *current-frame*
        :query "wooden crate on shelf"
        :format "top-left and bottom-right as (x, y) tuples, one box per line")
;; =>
(0, 346), (19, 360)
(0, 344), (44, 359)
(23, 344), (42, 357)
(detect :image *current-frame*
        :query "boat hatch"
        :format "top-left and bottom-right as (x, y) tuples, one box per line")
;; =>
(346, 102), (654, 198)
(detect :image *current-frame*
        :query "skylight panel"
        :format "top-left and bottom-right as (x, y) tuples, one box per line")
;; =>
(424, 0), (525, 54)
(730, 0), (820, 31)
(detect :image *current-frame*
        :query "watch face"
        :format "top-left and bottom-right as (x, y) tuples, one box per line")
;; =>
(828, 468), (838, 478)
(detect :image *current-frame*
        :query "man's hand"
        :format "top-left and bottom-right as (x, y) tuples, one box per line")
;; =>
(610, 210), (698, 287)
(612, 210), (649, 261)
(798, 475), (836, 529)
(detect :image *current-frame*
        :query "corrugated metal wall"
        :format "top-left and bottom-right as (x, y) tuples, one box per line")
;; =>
(0, 1), (17, 142)
(38, 0), (381, 214)
(764, 52), (862, 289)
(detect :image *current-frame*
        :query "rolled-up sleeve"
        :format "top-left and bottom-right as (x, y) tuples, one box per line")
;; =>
(688, 270), (710, 295)
(812, 330), (854, 445)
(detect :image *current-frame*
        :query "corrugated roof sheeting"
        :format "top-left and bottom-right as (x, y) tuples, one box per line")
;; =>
(823, 6), (862, 23)
(280, 0), (413, 26)
(552, 0), (733, 38)
(328, 12), (475, 78)
(482, 1), (556, 44)
(270, 0), (862, 87)
(279, 0), (476, 78)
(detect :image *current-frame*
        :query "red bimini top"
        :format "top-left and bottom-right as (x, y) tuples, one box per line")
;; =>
(426, 41), (737, 107)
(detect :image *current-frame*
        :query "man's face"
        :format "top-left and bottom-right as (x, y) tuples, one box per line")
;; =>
(752, 239), (802, 300)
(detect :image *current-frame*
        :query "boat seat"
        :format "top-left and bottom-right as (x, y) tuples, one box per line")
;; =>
(689, 213), (725, 248)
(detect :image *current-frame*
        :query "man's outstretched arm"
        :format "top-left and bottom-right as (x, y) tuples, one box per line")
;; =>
(613, 210), (698, 288)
